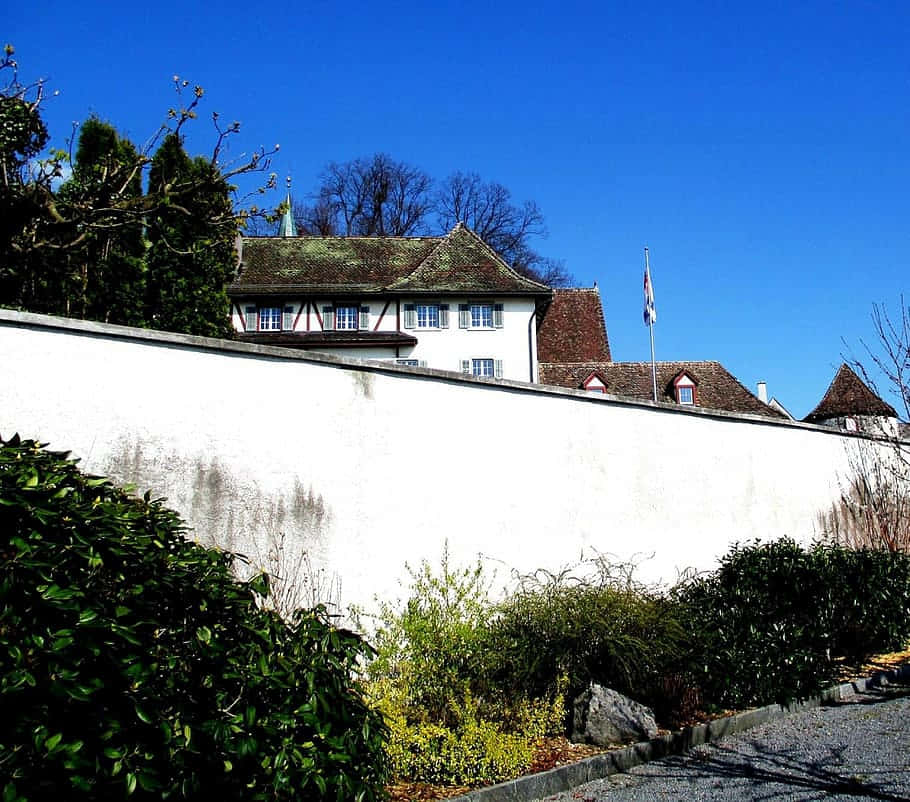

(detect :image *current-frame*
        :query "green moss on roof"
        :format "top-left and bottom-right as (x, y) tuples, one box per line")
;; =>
(230, 224), (551, 296)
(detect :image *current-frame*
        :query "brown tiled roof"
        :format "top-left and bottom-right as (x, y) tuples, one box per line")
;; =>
(230, 223), (550, 297)
(234, 331), (418, 350)
(389, 224), (550, 294)
(536, 287), (612, 362)
(803, 364), (897, 422)
(539, 360), (785, 418)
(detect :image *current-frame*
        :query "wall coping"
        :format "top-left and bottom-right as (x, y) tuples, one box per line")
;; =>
(0, 308), (901, 442)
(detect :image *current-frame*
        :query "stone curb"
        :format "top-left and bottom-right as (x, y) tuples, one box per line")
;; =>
(447, 662), (910, 802)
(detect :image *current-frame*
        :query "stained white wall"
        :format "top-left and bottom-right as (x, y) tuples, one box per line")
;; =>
(0, 311), (892, 615)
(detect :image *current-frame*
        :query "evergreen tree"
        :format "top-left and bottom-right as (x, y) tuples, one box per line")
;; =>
(55, 118), (146, 324)
(145, 133), (235, 338)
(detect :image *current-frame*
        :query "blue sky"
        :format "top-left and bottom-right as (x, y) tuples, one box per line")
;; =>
(7, 1), (910, 418)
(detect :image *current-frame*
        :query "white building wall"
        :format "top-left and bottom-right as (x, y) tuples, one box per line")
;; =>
(0, 311), (891, 617)
(231, 296), (537, 382)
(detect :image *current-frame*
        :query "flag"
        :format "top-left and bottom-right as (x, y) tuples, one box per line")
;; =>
(643, 257), (656, 326)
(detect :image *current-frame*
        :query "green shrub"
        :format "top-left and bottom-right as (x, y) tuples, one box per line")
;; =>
(674, 539), (839, 709)
(364, 547), (565, 786)
(813, 543), (910, 660)
(0, 435), (388, 801)
(374, 686), (538, 786)
(484, 562), (687, 713)
(674, 539), (910, 710)
(365, 546), (493, 727)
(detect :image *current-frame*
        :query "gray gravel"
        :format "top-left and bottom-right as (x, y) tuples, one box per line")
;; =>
(534, 683), (910, 801)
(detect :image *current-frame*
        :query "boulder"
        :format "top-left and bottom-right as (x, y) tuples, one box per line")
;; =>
(571, 684), (658, 746)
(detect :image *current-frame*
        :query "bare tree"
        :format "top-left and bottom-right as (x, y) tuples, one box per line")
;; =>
(850, 298), (910, 423)
(818, 441), (910, 552)
(300, 155), (573, 285)
(824, 300), (910, 551)
(436, 171), (572, 286)
(293, 197), (336, 235)
(312, 153), (432, 236)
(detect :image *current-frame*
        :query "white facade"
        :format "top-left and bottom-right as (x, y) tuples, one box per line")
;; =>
(3, 311), (901, 618)
(230, 296), (540, 382)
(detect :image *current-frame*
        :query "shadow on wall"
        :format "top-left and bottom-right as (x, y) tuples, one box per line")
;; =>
(104, 435), (342, 613)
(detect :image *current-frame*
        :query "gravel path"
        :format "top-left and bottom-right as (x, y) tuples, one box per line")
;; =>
(534, 683), (910, 801)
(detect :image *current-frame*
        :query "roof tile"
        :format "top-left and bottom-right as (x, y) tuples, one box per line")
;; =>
(803, 363), (897, 422)
(230, 224), (550, 296)
(539, 360), (785, 418)
(537, 287), (611, 362)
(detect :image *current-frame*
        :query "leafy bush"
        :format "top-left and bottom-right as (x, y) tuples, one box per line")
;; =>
(365, 546), (492, 727)
(674, 538), (838, 709)
(813, 544), (910, 660)
(484, 560), (687, 714)
(374, 685), (540, 786)
(364, 547), (564, 786)
(0, 435), (388, 801)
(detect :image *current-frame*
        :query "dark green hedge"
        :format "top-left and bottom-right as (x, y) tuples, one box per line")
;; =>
(674, 538), (910, 709)
(0, 435), (388, 801)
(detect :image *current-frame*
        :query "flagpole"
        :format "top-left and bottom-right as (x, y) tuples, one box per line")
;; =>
(645, 247), (657, 402)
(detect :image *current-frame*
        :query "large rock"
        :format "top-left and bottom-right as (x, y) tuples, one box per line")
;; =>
(571, 684), (658, 746)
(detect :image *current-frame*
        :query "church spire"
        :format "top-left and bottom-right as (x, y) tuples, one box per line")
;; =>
(278, 176), (297, 237)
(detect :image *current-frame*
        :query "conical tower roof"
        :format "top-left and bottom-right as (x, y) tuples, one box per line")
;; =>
(277, 192), (297, 238)
(803, 363), (897, 422)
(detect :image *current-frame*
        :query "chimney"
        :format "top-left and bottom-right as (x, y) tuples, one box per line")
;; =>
(757, 381), (768, 403)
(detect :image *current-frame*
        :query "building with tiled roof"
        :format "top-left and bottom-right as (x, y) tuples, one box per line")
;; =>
(229, 223), (552, 382)
(537, 287), (612, 363)
(803, 364), (899, 436)
(536, 285), (784, 418)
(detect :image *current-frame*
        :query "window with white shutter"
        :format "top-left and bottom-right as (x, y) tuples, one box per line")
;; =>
(493, 303), (504, 328)
(259, 307), (281, 331)
(283, 305), (295, 331)
(359, 306), (370, 330)
(335, 305), (358, 330)
(322, 305), (334, 331)
(403, 304), (417, 329)
(460, 359), (471, 374)
(439, 304), (449, 328)
(244, 306), (257, 332)
(494, 359), (503, 379)
(458, 304), (470, 328)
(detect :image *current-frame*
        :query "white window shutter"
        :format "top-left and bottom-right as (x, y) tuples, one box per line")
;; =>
(493, 303), (504, 328)
(359, 306), (370, 330)
(403, 304), (416, 329)
(244, 305), (257, 332)
(439, 304), (449, 328)
(418, 360), (427, 368)
(458, 304), (470, 328)
(461, 359), (471, 374)
(283, 305), (294, 331)
(322, 306), (334, 331)
(494, 359), (503, 379)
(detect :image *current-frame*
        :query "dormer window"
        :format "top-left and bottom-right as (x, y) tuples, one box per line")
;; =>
(582, 372), (608, 394)
(672, 372), (698, 405)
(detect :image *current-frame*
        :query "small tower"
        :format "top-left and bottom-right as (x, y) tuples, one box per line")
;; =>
(803, 363), (898, 436)
(277, 176), (297, 238)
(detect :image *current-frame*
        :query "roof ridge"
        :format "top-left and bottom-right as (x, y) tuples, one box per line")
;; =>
(242, 234), (444, 242)
(385, 222), (551, 293)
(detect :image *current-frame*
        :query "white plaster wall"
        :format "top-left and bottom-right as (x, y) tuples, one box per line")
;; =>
(0, 312), (889, 617)
(230, 296), (538, 381)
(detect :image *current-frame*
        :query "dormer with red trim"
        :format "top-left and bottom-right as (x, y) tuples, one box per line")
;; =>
(581, 371), (608, 394)
(671, 370), (698, 406)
